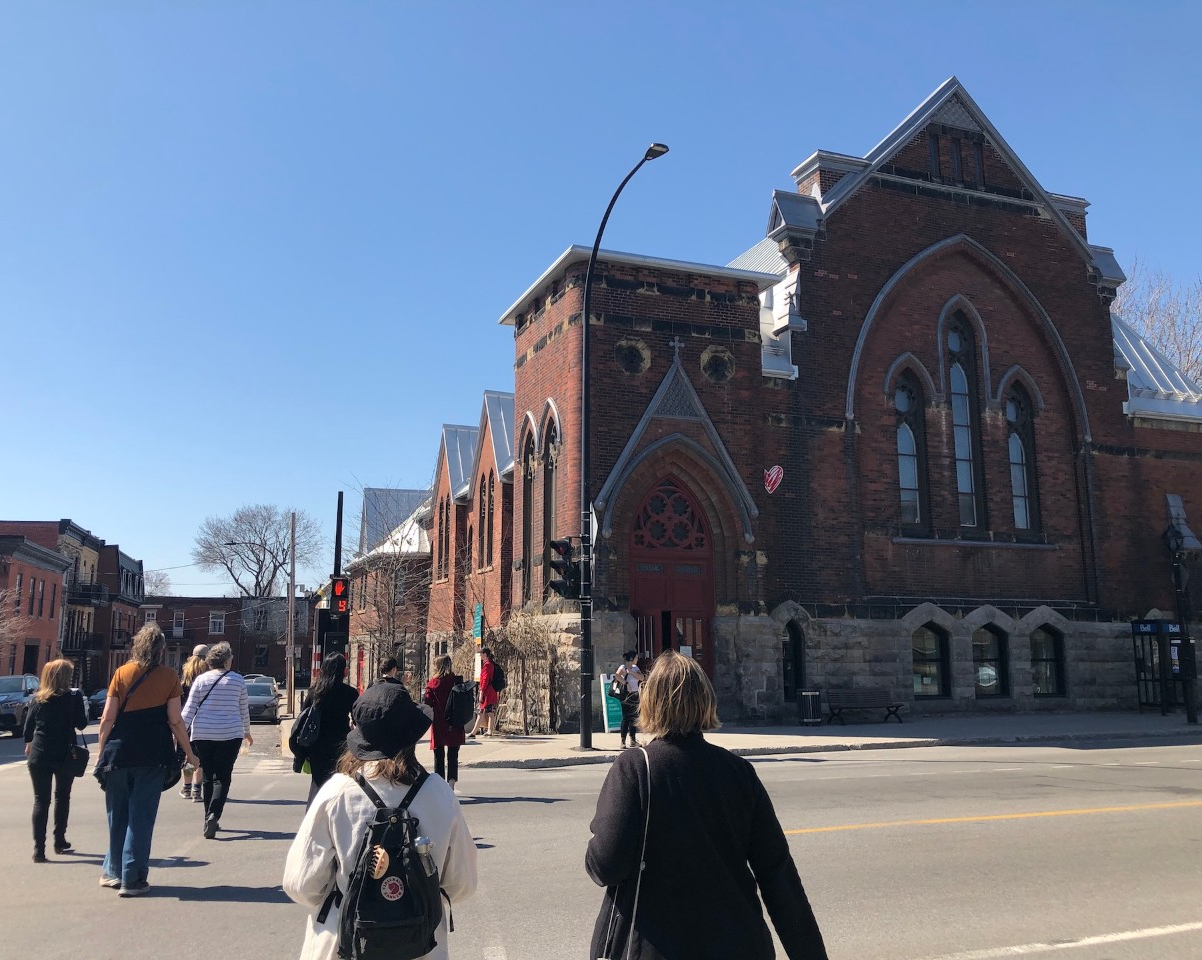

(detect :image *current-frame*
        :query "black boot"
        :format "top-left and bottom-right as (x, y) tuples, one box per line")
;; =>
(32, 848), (47, 863)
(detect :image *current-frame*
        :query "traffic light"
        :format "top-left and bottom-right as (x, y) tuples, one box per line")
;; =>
(548, 538), (581, 600)
(331, 575), (350, 615)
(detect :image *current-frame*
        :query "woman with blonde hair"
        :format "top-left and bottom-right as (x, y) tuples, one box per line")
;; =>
(423, 654), (466, 792)
(96, 622), (198, 896)
(586, 650), (828, 960)
(178, 652), (210, 800)
(23, 658), (88, 862)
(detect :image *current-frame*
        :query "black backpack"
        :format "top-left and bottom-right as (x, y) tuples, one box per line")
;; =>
(320, 771), (449, 960)
(489, 661), (507, 693)
(444, 681), (476, 729)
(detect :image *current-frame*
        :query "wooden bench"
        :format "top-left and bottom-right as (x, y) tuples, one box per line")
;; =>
(825, 688), (903, 725)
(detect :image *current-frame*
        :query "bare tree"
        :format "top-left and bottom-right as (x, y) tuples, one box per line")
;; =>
(1115, 258), (1202, 385)
(491, 610), (559, 735)
(193, 505), (323, 598)
(345, 485), (434, 687)
(144, 569), (173, 596)
(0, 588), (29, 650)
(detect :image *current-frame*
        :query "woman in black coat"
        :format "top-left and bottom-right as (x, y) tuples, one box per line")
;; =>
(586, 650), (828, 960)
(23, 659), (88, 862)
(293, 652), (358, 805)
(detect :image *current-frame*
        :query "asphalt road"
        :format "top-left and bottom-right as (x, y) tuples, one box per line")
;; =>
(1, 727), (1200, 960)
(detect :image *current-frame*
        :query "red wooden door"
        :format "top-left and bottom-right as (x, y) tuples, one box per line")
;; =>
(629, 476), (715, 677)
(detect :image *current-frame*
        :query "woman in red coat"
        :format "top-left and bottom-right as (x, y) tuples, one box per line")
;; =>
(468, 647), (499, 738)
(423, 655), (466, 792)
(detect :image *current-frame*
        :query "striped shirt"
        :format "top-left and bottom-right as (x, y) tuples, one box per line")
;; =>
(182, 670), (250, 741)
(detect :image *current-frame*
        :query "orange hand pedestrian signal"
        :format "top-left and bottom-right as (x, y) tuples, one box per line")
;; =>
(331, 576), (350, 615)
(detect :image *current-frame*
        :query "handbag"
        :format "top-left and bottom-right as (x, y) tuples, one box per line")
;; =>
(598, 746), (651, 960)
(66, 730), (90, 778)
(608, 677), (626, 700)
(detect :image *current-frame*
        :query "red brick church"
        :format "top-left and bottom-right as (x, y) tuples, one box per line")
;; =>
(418, 78), (1202, 727)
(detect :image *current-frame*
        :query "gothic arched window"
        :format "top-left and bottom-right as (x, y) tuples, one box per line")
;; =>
(477, 475), (486, 569)
(521, 434), (536, 603)
(894, 374), (928, 529)
(542, 420), (559, 592)
(1005, 385), (1039, 532)
(948, 317), (984, 528)
(486, 471), (495, 567)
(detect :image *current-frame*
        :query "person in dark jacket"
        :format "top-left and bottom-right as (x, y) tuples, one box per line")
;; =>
(585, 650), (828, 960)
(24, 658), (88, 862)
(296, 653), (358, 805)
(423, 654), (466, 793)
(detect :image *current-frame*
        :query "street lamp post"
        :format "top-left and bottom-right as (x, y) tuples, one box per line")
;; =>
(1163, 524), (1198, 725)
(578, 143), (669, 749)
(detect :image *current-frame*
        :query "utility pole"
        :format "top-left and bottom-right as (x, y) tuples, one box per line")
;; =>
(286, 510), (296, 716)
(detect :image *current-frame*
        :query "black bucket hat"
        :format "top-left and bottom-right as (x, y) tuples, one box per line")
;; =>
(345, 683), (431, 761)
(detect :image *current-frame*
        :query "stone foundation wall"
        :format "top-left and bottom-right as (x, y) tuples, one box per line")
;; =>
(534, 605), (1190, 729)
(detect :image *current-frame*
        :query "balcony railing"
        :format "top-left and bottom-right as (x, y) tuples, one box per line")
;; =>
(67, 582), (111, 606)
(62, 631), (104, 653)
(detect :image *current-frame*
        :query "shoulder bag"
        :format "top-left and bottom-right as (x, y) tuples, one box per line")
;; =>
(93, 667), (153, 789)
(65, 692), (90, 777)
(598, 746), (651, 960)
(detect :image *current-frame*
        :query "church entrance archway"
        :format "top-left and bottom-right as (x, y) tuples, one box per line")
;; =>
(628, 475), (715, 677)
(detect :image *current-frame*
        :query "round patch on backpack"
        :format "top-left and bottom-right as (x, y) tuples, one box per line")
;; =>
(380, 876), (405, 901)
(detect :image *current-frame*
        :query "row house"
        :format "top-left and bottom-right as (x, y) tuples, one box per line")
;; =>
(426, 393), (516, 650)
(345, 491), (432, 691)
(413, 78), (1202, 729)
(0, 536), (72, 677)
(0, 519), (137, 690)
(140, 595), (243, 673)
(97, 545), (145, 678)
(240, 595), (312, 685)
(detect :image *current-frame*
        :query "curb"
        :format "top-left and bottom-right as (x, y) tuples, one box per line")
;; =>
(459, 728), (1202, 770)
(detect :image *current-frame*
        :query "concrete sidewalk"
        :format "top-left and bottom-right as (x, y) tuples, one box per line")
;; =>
(279, 709), (1202, 770)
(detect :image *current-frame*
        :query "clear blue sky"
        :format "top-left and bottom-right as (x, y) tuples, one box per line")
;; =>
(2, 2), (1199, 594)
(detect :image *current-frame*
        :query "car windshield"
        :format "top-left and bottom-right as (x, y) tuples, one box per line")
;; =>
(247, 684), (274, 695)
(0, 677), (23, 693)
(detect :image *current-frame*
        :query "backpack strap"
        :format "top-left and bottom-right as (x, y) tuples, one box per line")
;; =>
(354, 769), (428, 812)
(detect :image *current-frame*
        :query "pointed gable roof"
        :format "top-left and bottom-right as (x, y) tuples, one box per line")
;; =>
(594, 344), (759, 542)
(731, 78), (1123, 293)
(437, 424), (480, 502)
(475, 390), (516, 481)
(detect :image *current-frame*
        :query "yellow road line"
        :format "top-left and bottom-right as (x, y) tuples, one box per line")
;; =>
(785, 799), (1202, 835)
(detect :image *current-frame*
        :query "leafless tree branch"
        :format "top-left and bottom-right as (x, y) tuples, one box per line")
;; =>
(192, 504), (324, 598)
(1115, 257), (1202, 385)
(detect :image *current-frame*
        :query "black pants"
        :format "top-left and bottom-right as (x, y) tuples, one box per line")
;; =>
(29, 761), (73, 852)
(192, 738), (241, 822)
(620, 696), (640, 744)
(307, 752), (339, 807)
(433, 745), (459, 782)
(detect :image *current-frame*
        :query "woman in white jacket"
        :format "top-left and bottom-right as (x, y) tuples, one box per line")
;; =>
(283, 681), (478, 960)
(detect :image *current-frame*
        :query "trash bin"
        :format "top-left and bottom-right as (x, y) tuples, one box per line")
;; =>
(797, 688), (823, 726)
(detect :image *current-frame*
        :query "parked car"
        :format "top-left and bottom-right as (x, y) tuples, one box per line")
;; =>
(246, 681), (281, 724)
(87, 687), (109, 721)
(0, 674), (39, 735)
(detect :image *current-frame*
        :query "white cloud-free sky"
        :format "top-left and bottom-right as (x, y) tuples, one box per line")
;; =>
(3, 1), (1198, 593)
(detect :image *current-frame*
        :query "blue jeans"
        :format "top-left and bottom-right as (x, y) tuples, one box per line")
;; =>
(103, 767), (164, 887)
